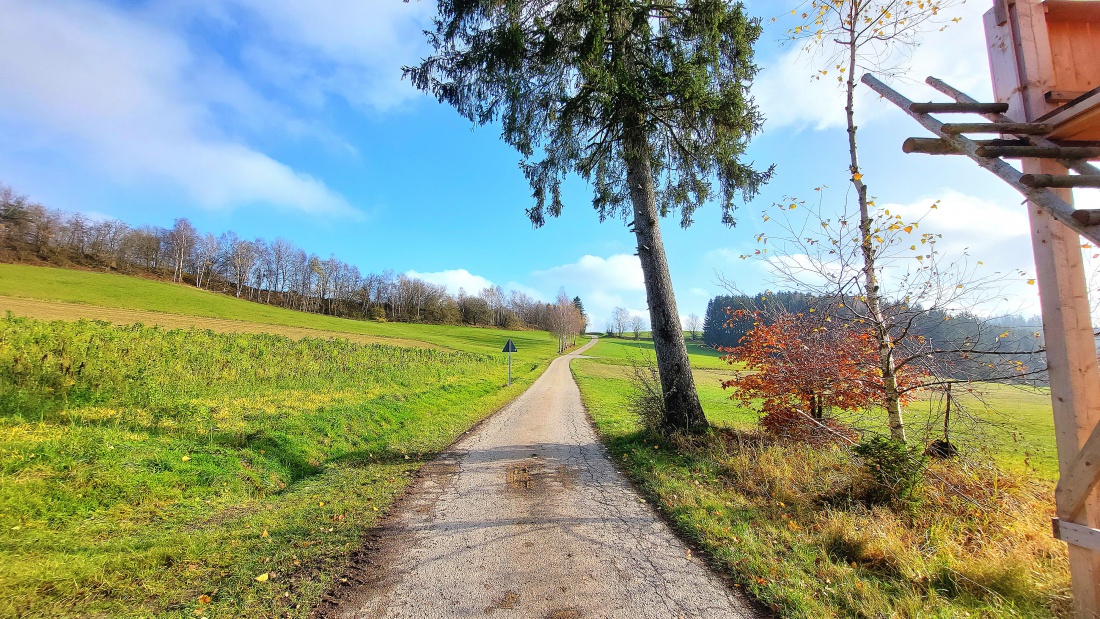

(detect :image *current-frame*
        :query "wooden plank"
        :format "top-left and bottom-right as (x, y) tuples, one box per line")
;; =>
(1025, 157), (1100, 618)
(1020, 173), (1100, 187)
(1054, 519), (1100, 553)
(941, 122), (1053, 134)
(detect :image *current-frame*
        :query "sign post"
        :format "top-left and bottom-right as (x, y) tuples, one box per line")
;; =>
(502, 339), (517, 386)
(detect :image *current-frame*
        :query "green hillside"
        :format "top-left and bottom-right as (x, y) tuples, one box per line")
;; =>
(0, 263), (554, 357)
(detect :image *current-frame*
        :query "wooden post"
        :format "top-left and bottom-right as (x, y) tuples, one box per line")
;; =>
(986, 2), (1100, 613)
(1025, 157), (1100, 619)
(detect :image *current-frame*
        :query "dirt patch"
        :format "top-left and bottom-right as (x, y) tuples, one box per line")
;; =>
(546, 608), (581, 619)
(506, 461), (543, 492)
(505, 460), (579, 494)
(484, 590), (520, 613)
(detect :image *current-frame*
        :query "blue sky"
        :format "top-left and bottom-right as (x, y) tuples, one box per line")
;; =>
(0, 0), (1076, 325)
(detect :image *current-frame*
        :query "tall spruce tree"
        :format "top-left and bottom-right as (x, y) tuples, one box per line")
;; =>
(405, 0), (772, 431)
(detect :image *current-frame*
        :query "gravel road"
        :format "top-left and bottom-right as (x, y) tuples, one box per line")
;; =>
(328, 338), (760, 618)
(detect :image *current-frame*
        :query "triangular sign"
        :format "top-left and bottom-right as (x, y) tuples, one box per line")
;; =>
(502, 339), (518, 353)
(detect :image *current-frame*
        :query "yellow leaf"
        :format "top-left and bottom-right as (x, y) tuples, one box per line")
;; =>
(198, 594), (212, 604)
(903, 226), (913, 233)
(255, 572), (269, 583)
(1027, 279), (1036, 285)
(853, 173), (863, 181)
(261, 529), (269, 538)
(181, 455), (191, 462)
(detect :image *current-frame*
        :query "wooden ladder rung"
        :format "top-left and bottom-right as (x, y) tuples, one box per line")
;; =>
(941, 122), (1053, 135)
(1020, 174), (1100, 188)
(1071, 210), (1100, 226)
(903, 137), (1029, 155)
(975, 145), (1100, 159)
(909, 102), (1009, 114)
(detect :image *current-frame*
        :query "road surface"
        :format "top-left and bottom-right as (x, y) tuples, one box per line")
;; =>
(325, 338), (759, 618)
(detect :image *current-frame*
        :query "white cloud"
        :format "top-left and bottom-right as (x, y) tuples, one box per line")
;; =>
(0, 0), (355, 216)
(755, 1), (994, 131)
(225, 0), (435, 111)
(531, 254), (645, 292)
(530, 254), (650, 328)
(406, 269), (494, 296)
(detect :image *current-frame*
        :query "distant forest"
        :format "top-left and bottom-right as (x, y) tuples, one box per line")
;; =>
(702, 291), (1047, 382)
(0, 183), (584, 333)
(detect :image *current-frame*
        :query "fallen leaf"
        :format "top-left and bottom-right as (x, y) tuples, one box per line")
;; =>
(255, 572), (269, 583)
(181, 455), (191, 462)
(198, 594), (212, 604)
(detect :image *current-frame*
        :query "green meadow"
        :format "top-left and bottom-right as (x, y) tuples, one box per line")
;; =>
(0, 265), (570, 618)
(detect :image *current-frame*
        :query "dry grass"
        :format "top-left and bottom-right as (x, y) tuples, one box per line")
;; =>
(574, 358), (1072, 618)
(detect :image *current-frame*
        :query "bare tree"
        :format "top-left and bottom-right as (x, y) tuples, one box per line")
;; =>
(612, 307), (630, 338)
(686, 313), (701, 341)
(630, 315), (646, 340)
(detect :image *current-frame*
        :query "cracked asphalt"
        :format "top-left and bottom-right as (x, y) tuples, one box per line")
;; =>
(333, 338), (760, 618)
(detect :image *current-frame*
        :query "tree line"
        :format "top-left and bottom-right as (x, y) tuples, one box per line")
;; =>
(0, 183), (587, 339)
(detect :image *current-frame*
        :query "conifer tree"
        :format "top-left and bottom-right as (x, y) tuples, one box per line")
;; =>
(406, 0), (772, 430)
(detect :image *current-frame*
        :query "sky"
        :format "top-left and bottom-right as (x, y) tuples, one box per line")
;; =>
(0, 0), (1083, 327)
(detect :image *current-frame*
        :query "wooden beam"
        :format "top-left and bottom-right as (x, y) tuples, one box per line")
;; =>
(1057, 426), (1100, 519)
(908, 102), (1010, 114)
(1025, 157), (1100, 618)
(976, 145), (1100, 159)
(941, 122), (1053, 135)
(1054, 519), (1100, 553)
(1048, 90), (1090, 104)
(1020, 174), (1100, 188)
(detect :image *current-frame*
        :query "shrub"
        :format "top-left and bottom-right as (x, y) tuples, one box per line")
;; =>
(627, 355), (666, 435)
(853, 435), (924, 505)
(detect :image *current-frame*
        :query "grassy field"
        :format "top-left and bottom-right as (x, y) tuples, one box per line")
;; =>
(586, 336), (1059, 478)
(572, 337), (1069, 618)
(0, 264), (575, 618)
(0, 263), (552, 356)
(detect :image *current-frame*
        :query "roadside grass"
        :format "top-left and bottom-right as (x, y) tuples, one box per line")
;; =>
(0, 263), (549, 356)
(572, 337), (1070, 618)
(0, 315), (564, 618)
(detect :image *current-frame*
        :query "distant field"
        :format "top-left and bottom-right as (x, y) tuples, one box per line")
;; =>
(577, 337), (1058, 479)
(0, 263), (552, 356)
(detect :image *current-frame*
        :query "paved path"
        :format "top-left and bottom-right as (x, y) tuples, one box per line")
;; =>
(331, 338), (759, 619)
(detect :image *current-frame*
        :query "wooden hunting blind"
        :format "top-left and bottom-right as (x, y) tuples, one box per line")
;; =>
(864, 0), (1100, 615)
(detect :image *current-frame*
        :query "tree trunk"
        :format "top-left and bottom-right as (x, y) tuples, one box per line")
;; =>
(844, 26), (906, 443)
(623, 127), (708, 432)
